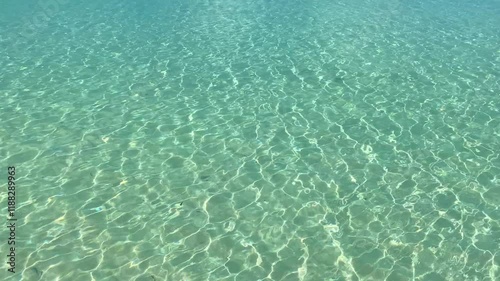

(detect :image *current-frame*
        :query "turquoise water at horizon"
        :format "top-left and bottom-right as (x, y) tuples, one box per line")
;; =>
(1, 0), (500, 280)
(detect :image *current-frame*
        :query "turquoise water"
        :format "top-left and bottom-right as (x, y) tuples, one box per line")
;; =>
(1, 0), (500, 280)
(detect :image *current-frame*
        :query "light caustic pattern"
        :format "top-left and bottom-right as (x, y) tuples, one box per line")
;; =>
(1, 0), (500, 280)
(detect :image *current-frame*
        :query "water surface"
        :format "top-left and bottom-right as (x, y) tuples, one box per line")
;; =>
(1, 0), (500, 280)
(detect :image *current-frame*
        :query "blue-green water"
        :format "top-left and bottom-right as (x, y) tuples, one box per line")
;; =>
(1, 0), (500, 280)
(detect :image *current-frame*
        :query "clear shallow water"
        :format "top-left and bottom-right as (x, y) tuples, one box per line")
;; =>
(1, 0), (500, 280)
